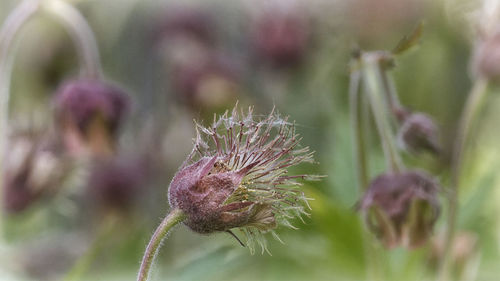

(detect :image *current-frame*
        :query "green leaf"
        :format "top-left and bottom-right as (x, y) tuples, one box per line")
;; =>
(392, 22), (424, 55)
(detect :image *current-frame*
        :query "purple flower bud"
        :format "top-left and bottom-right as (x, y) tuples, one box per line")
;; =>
(54, 79), (130, 137)
(397, 113), (440, 155)
(471, 30), (500, 80)
(168, 107), (316, 253)
(360, 170), (440, 248)
(88, 156), (149, 211)
(154, 6), (215, 47)
(3, 130), (69, 213)
(252, 7), (309, 68)
(171, 55), (239, 110)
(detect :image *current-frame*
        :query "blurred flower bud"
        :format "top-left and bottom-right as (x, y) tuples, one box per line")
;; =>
(397, 113), (440, 155)
(429, 232), (479, 281)
(168, 107), (316, 253)
(154, 5), (215, 48)
(360, 170), (440, 248)
(252, 6), (309, 68)
(471, 30), (500, 80)
(53, 79), (130, 157)
(3, 130), (69, 213)
(88, 155), (150, 212)
(171, 55), (239, 111)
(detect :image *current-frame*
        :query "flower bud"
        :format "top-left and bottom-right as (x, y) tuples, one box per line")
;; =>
(3, 130), (69, 213)
(88, 155), (149, 212)
(154, 5), (215, 48)
(171, 55), (239, 110)
(168, 107), (315, 253)
(252, 6), (309, 68)
(53, 79), (130, 156)
(397, 112), (440, 155)
(471, 30), (500, 80)
(360, 170), (440, 248)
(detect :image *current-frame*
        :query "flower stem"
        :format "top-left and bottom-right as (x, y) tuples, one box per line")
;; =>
(437, 79), (488, 281)
(42, 0), (102, 78)
(362, 55), (404, 173)
(349, 69), (369, 191)
(63, 215), (117, 281)
(137, 208), (186, 281)
(0, 0), (41, 234)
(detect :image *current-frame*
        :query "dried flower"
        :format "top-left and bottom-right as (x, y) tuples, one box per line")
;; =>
(53, 79), (130, 156)
(360, 170), (440, 248)
(168, 106), (316, 253)
(397, 112), (440, 155)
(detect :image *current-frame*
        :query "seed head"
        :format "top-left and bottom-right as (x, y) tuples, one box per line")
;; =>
(168, 106), (316, 253)
(360, 170), (440, 248)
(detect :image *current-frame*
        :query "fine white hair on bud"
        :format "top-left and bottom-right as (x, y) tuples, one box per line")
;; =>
(168, 105), (318, 254)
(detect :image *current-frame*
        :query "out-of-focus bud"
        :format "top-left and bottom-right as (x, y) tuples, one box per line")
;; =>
(3, 130), (69, 213)
(154, 5), (215, 48)
(429, 232), (479, 281)
(168, 106), (316, 253)
(171, 55), (239, 110)
(397, 112), (440, 155)
(360, 170), (440, 249)
(471, 30), (500, 80)
(53, 79), (130, 157)
(88, 155), (150, 212)
(251, 6), (309, 68)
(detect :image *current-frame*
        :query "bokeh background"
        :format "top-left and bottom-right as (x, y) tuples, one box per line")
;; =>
(0, 0), (499, 280)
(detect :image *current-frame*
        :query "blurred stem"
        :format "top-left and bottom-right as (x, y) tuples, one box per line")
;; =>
(437, 79), (488, 281)
(379, 68), (407, 120)
(42, 0), (102, 78)
(0, 0), (41, 234)
(362, 55), (404, 173)
(349, 69), (369, 191)
(137, 208), (186, 281)
(63, 215), (118, 281)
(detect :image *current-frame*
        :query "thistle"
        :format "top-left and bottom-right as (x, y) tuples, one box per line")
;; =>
(137, 106), (316, 281)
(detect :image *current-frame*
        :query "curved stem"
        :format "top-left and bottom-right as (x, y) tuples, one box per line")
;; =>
(42, 0), (102, 78)
(0, 0), (41, 233)
(437, 79), (488, 281)
(362, 56), (404, 173)
(137, 208), (186, 281)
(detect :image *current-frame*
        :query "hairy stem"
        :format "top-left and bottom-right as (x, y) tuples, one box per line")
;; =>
(0, 0), (41, 233)
(437, 79), (488, 281)
(137, 209), (186, 281)
(362, 55), (404, 173)
(42, 0), (102, 78)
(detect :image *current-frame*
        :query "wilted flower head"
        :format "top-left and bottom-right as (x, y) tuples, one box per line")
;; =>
(3, 129), (69, 213)
(360, 170), (440, 249)
(53, 79), (130, 156)
(397, 112), (440, 155)
(168, 106), (316, 253)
